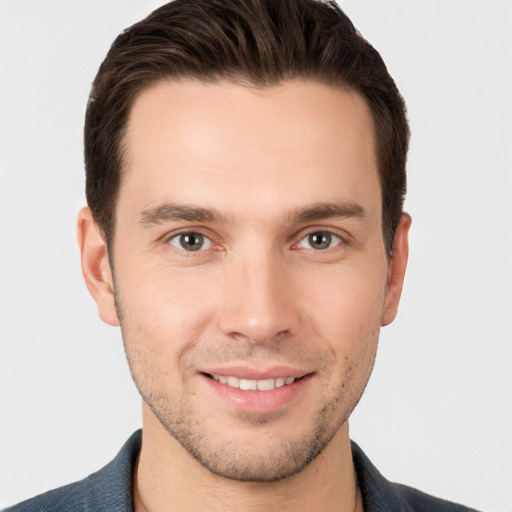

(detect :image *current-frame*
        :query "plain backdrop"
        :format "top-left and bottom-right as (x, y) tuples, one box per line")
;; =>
(1, 1), (511, 510)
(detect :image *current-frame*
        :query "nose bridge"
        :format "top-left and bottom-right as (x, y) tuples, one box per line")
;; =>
(218, 243), (297, 344)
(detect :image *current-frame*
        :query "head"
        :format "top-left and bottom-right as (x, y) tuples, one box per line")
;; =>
(79, 0), (411, 483)
(84, 0), (408, 258)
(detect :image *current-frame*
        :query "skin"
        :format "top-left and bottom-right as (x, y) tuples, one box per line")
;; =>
(78, 79), (410, 512)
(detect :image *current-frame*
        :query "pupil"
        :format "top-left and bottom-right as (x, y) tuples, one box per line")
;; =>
(180, 233), (203, 251)
(309, 232), (331, 250)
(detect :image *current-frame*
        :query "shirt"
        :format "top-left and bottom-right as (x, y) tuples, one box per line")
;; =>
(4, 430), (480, 511)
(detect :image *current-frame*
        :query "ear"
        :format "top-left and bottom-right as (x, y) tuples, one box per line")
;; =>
(381, 213), (412, 327)
(77, 207), (120, 326)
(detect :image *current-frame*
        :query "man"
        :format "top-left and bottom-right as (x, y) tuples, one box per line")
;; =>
(4, 0), (480, 510)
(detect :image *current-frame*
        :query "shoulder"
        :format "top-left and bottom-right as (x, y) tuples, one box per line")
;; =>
(3, 481), (87, 512)
(3, 431), (141, 512)
(391, 482), (480, 512)
(350, 441), (480, 512)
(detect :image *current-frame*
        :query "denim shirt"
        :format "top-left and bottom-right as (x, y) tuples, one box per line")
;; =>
(4, 430), (481, 512)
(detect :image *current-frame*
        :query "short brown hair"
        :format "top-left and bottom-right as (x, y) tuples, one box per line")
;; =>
(85, 0), (409, 257)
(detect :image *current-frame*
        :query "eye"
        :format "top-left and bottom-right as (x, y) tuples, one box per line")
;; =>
(168, 232), (212, 252)
(298, 231), (342, 251)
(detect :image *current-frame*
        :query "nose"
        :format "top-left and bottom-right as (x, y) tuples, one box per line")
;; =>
(217, 250), (300, 345)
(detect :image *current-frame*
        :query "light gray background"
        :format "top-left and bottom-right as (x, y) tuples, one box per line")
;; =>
(1, 1), (511, 510)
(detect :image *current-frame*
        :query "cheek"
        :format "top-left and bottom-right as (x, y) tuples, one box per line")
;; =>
(118, 257), (217, 321)
(301, 264), (386, 390)
(304, 265), (387, 340)
(115, 263), (230, 390)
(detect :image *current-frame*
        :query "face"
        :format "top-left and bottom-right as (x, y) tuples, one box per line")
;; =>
(80, 79), (409, 482)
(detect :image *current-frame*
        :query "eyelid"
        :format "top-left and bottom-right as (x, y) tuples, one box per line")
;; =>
(299, 232), (342, 250)
(292, 226), (350, 251)
(163, 227), (219, 252)
(169, 233), (212, 251)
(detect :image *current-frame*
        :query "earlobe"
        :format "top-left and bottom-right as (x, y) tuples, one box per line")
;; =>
(381, 213), (412, 327)
(77, 207), (120, 326)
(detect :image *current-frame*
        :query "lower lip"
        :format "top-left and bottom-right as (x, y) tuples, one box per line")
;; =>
(200, 374), (312, 413)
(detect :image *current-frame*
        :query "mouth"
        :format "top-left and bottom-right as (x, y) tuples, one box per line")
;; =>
(200, 370), (313, 413)
(205, 373), (298, 391)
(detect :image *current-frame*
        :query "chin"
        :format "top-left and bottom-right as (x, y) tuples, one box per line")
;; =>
(151, 396), (348, 482)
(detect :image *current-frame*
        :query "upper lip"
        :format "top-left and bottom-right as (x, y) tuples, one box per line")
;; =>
(200, 365), (312, 380)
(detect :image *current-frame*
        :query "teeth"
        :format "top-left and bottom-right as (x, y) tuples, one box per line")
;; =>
(257, 378), (276, 391)
(226, 376), (240, 387)
(240, 379), (257, 390)
(210, 374), (297, 391)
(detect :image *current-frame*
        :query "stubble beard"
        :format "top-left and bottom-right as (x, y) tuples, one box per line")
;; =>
(123, 340), (374, 483)
(141, 376), (354, 482)
(114, 290), (378, 483)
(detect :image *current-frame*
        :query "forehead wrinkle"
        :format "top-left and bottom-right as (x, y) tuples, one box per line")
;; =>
(138, 203), (228, 226)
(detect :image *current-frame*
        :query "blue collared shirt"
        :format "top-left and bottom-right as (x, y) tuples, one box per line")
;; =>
(3, 430), (481, 511)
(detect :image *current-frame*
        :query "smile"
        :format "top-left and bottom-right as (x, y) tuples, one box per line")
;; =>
(209, 374), (296, 391)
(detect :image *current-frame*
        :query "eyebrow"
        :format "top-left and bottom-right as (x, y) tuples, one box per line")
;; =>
(138, 200), (366, 227)
(291, 201), (366, 223)
(139, 204), (226, 226)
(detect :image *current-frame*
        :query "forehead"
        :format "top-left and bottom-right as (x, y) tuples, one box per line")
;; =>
(120, 79), (380, 223)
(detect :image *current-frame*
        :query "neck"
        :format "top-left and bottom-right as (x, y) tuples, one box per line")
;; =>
(134, 408), (363, 512)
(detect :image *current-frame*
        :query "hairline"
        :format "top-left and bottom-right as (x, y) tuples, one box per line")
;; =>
(104, 75), (393, 260)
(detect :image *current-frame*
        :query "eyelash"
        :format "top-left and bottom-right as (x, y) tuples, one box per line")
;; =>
(296, 231), (343, 251)
(166, 231), (215, 252)
(164, 228), (347, 254)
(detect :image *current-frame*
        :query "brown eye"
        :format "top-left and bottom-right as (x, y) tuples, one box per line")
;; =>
(169, 232), (212, 252)
(299, 232), (341, 250)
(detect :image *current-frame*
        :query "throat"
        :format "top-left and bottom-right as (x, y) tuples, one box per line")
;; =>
(133, 454), (148, 512)
(134, 415), (363, 512)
